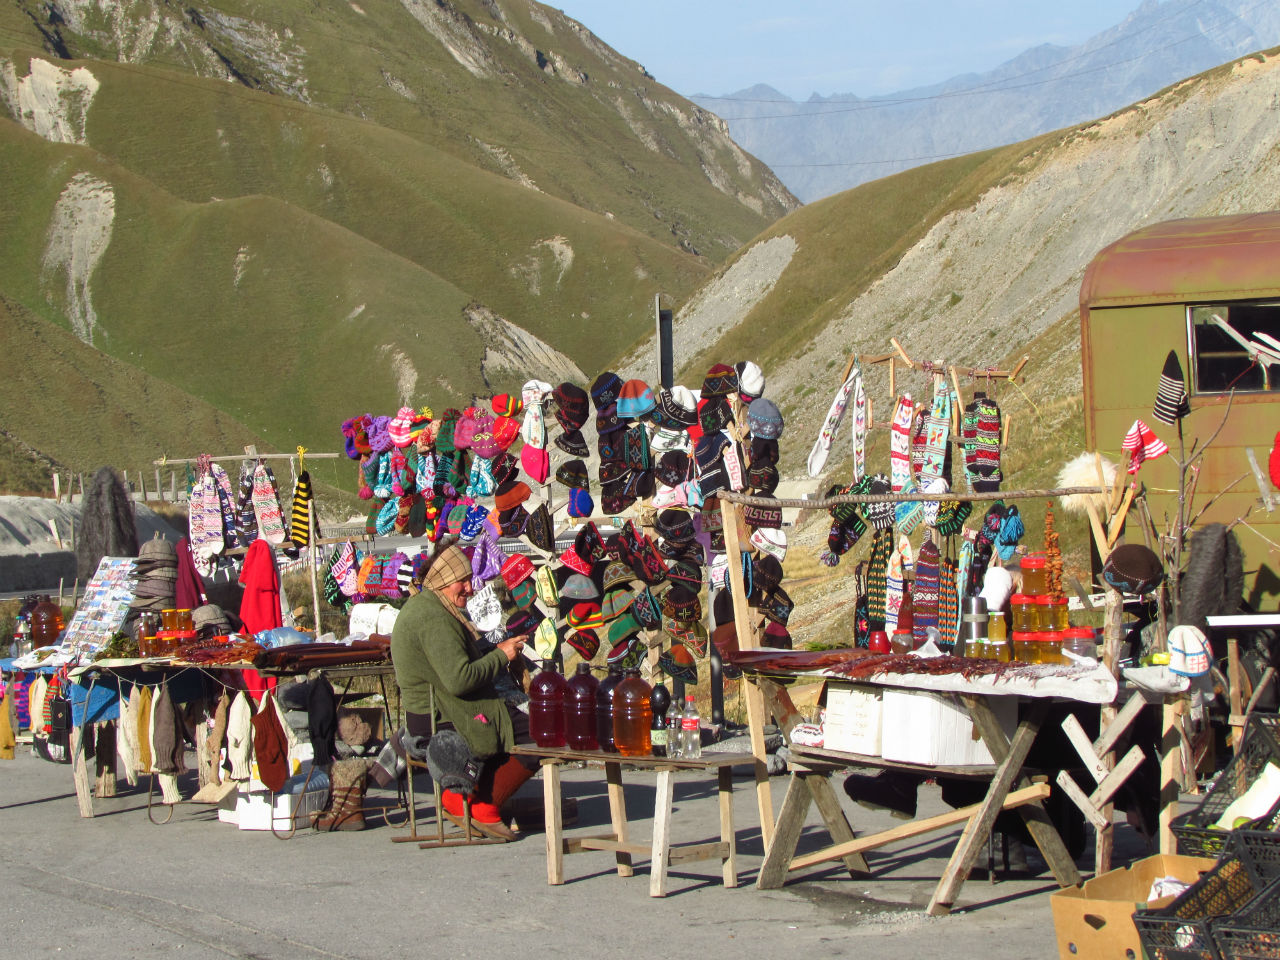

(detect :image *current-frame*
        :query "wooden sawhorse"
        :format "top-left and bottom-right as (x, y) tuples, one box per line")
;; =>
(513, 746), (756, 897)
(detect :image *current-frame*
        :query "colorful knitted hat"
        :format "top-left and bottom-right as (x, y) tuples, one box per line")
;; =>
(742, 497), (783, 529)
(574, 521), (607, 564)
(699, 397), (732, 434)
(565, 629), (599, 660)
(567, 602), (604, 632)
(568, 487), (594, 519)
(523, 503), (554, 552)
(556, 459), (590, 489)
(494, 480), (531, 512)
(653, 386), (698, 430)
(388, 406), (418, 448)
(561, 573), (599, 600)
(497, 505), (528, 538)
(595, 402), (624, 436)
(655, 508), (695, 544)
(617, 380), (656, 419)
(657, 450), (690, 488)
(602, 560), (634, 592)
(553, 382), (589, 431)
(499, 552), (535, 590)
(555, 429), (589, 458)
(559, 546), (592, 576)
(491, 394), (522, 418)
(600, 586), (636, 621)
(632, 586), (661, 629)
(750, 526), (787, 562)
(747, 398), (784, 440)
(702, 363), (738, 399)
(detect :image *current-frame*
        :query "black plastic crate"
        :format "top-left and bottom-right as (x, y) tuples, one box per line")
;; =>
(1134, 854), (1270, 960)
(1231, 830), (1280, 889)
(1173, 715), (1280, 858)
(1212, 876), (1280, 960)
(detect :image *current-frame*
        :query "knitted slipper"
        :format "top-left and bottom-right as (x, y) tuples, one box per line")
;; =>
(807, 365), (859, 478)
(252, 462), (287, 544)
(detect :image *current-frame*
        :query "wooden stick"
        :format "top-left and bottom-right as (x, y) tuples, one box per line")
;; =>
(716, 486), (1105, 509)
(152, 452), (343, 466)
(1002, 414), (1012, 447)
(890, 337), (914, 368)
(949, 366), (964, 433)
(1106, 486), (1136, 549)
(1229, 640), (1245, 754)
(889, 356), (896, 397)
(1009, 356), (1029, 382)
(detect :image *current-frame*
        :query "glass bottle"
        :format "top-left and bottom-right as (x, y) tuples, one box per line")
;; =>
(595, 664), (624, 753)
(30, 596), (65, 647)
(613, 669), (653, 757)
(649, 681), (671, 757)
(529, 660), (568, 748)
(680, 694), (702, 760)
(868, 630), (891, 654)
(565, 663), (600, 751)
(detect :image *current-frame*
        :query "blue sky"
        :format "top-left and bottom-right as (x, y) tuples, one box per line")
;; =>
(550, 0), (1145, 99)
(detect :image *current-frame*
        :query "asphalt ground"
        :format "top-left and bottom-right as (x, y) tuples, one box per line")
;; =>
(0, 745), (1158, 960)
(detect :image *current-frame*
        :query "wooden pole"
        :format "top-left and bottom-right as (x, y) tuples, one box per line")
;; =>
(716, 487), (1105, 509)
(721, 498), (775, 848)
(1159, 696), (1185, 854)
(1095, 584), (1124, 874)
(308, 502), (323, 635)
(1228, 639), (1245, 754)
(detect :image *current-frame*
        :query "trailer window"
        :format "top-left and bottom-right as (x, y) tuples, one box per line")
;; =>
(1189, 303), (1280, 393)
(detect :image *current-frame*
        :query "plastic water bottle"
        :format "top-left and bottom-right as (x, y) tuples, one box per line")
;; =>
(666, 699), (684, 759)
(565, 663), (600, 751)
(680, 694), (701, 760)
(595, 665), (624, 753)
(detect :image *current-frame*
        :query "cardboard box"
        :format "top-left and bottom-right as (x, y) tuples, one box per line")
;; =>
(1050, 854), (1216, 960)
(822, 683), (883, 755)
(879, 688), (1017, 766)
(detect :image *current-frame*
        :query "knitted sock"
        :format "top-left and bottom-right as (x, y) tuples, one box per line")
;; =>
(286, 470), (313, 548)
(330, 541), (357, 592)
(913, 539), (940, 647)
(808, 366), (858, 478)
(198, 475), (224, 556)
(910, 406), (928, 480)
(213, 473), (238, 551)
(920, 388), (952, 480)
(1153, 350), (1190, 426)
(480, 754), (536, 808)
(237, 462), (259, 543)
(921, 475), (949, 527)
(885, 537), (908, 634)
(889, 396), (915, 492)
(416, 450), (436, 493)
(188, 474), (208, 554)
(252, 462), (286, 544)
(895, 476), (923, 535)
(938, 552), (960, 650)
(964, 394), (1003, 492)
(956, 537), (974, 603)
(375, 497), (399, 536)
(467, 457), (495, 498)
(865, 528), (893, 628)
(851, 371), (867, 482)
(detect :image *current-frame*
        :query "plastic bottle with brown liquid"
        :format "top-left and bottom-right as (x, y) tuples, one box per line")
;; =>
(612, 669), (653, 757)
(595, 665), (624, 753)
(565, 662), (600, 751)
(529, 660), (568, 748)
(30, 596), (65, 647)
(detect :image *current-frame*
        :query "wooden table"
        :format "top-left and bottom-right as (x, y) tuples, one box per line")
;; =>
(512, 745), (757, 897)
(754, 681), (1083, 915)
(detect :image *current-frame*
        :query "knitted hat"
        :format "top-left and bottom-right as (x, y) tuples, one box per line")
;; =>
(532, 617), (559, 659)
(510, 578), (537, 610)
(702, 363), (738, 399)
(751, 526), (788, 562)
(491, 394), (522, 418)
(553, 382), (589, 430)
(602, 560), (634, 592)
(699, 397), (732, 434)
(656, 508), (695, 544)
(561, 573), (599, 600)
(490, 453), (518, 486)
(535, 563), (559, 606)
(653, 386), (698, 430)
(520, 444), (550, 484)
(567, 602), (604, 632)
(568, 487), (594, 519)
(497, 505), (528, 538)
(555, 429), (589, 458)
(657, 450), (690, 488)
(494, 480), (531, 512)
(565, 629), (599, 660)
(556, 459), (590, 490)
(574, 522), (607, 564)
(591, 372), (623, 409)
(760, 586), (793, 626)
(388, 406), (418, 448)
(1102, 543), (1165, 595)
(492, 416), (519, 450)
(523, 503), (554, 551)
(747, 398), (784, 440)
(600, 587), (636, 621)
(454, 409), (488, 450)
(605, 610), (643, 648)
(500, 553), (535, 590)
(659, 642), (698, 685)
(632, 587), (662, 629)
(606, 634), (643, 669)
(559, 545), (592, 576)
(506, 607), (544, 639)
(747, 460), (779, 495)
(617, 380), (657, 419)
(1153, 350), (1191, 426)
(595, 403), (624, 436)
(1123, 419), (1169, 475)
(743, 497), (783, 529)
(1168, 625), (1211, 677)
(736, 361), (765, 402)
(666, 559), (702, 589)
(661, 584), (702, 623)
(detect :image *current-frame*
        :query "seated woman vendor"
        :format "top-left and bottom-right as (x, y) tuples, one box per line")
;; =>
(390, 544), (536, 841)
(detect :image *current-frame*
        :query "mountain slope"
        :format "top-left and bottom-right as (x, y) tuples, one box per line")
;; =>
(698, 0), (1280, 200)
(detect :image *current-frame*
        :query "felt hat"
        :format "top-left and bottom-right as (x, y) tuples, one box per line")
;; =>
(747, 398), (784, 440)
(617, 380), (656, 419)
(1153, 350), (1191, 426)
(566, 629), (599, 661)
(500, 552), (535, 590)
(561, 573), (599, 600)
(1102, 543), (1165, 595)
(556, 459), (590, 489)
(553, 382), (589, 431)
(591, 372), (623, 409)
(491, 394), (523, 418)
(494, 480), (531, 513)
(568, 487), (594, 519)
(736, 361), (765, 402)
(555, 429), (589, 458)
(702, 363), (738, 399)
(388, 406), (418, 448)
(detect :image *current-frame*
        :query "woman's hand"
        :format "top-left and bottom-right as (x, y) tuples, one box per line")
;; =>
(496, 634), (528, 661)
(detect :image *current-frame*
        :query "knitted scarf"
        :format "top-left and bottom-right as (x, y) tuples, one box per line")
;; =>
(851, 367), (867, 482)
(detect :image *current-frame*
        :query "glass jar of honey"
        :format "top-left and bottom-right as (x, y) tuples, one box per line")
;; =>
(1010, 595), (1036, 633)
(1037, 631), (1066, 665)
(176, 609), (194, 632)
(1033, 595), (1055, 632)
(1021, 554), (1048, 595)
(1046, 597), (1070, 631)
(161, 608), (180, 631)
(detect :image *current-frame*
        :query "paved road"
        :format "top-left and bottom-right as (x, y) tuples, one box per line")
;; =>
(0, 745), (1141, 960)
